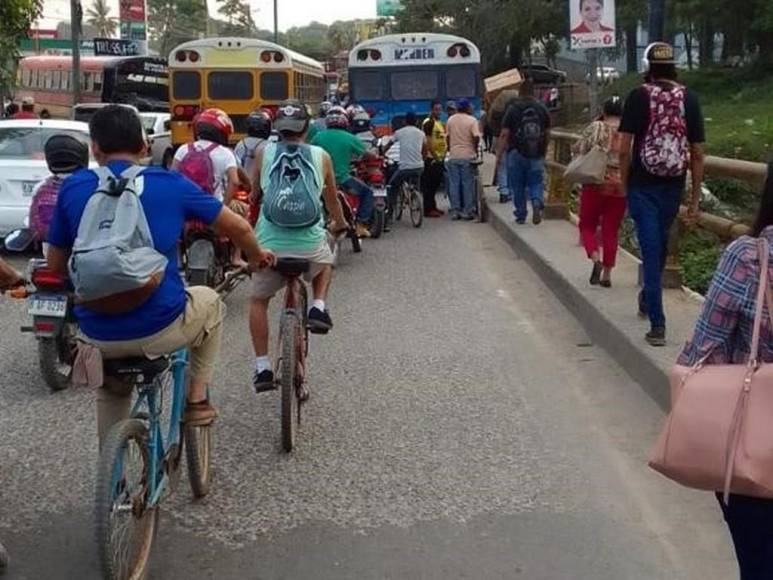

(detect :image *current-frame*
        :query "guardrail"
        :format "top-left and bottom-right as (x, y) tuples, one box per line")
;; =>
(542, 128), (769, 288)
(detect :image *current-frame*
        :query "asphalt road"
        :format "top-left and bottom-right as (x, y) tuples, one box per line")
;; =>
(0, 209), (736, 579)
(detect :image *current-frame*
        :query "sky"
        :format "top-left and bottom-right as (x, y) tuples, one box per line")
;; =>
(41, 0), (377, 32)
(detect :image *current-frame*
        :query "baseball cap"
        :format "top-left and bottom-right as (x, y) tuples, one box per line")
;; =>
(457, 98), (470, 111)
(643, 42), (676, 66)
(446, 100), (458, 111)
(22, 96), (35, 106)
(274, 100), (310, 133)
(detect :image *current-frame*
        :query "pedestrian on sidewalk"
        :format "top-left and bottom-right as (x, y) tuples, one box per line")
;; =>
(498, 87), (551, 225)
(421, 100), (447, 218)
(677, 165), (773, 580)
(574, 96), (625, 288)
(481, 108), (494, 152)
(619, 41), (705, 347)
(446, 99), (481, 220)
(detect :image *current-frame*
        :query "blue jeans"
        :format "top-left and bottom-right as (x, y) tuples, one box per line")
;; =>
(497, 154), (510, 197)
(506, 149), (545, 221)
(718, 493), (773, 580)
(341, 177), (374, 224)
(447, 159), (475, 215)
(627, 182), (683, 328)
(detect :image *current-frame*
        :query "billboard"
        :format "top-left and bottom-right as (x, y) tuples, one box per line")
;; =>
(570, 0), (616, 50)
(377, 0), (404, 17)
(119, 0), (147, 42)
(94, 38), (140, 57)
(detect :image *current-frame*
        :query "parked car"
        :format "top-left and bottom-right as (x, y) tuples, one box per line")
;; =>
(0, 119), (91, 239)
(140, 112), (174, 168)
(585, 67), (621, 84)
(519, 64), (568, 85)
(72, 102), (140, 124)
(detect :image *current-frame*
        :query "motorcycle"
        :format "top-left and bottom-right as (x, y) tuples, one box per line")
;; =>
(354, 156), (388, 239)
(182, 220), (233, 288)
(20, 260), (77, 392)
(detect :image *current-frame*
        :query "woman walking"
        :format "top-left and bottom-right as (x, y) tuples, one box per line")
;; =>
(678, 166), (773, 580)
(574, 97), (625, 287)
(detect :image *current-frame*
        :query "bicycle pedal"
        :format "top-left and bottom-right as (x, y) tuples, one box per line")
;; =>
(254, 382), (278, 394)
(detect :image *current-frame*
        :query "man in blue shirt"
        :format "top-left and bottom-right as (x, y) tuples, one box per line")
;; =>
(47, 105), (273, 443)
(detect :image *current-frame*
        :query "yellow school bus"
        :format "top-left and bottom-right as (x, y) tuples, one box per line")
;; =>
(168, 37), (325, 147)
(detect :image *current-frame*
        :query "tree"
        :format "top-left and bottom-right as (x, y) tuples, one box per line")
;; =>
(0, 0), (43, 99)
(86, 0), (118, 37)
(148, 0), (208, 56)
(217, 0), (256, 37)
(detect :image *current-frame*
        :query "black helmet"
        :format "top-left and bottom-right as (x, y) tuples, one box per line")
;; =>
(44, 134), (89, 174)
(246, 110), (272, 139)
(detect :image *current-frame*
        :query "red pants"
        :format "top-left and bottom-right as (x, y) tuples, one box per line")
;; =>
(579, 185), (626, 269)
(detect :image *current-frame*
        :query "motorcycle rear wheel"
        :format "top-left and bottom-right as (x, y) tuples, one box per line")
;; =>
(38, 336), (71, 392)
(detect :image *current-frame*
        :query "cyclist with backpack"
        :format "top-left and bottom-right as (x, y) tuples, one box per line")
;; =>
(45, 105), (274, 444)
(29, 134), (90, 254)
(234, 110), (272, 175)
(248, 100), (347, 392)
(497, 88), (551, 225)
(619, 42), (705, 347)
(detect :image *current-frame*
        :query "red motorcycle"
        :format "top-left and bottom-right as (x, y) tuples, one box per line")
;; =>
(354, 156), (388, 239)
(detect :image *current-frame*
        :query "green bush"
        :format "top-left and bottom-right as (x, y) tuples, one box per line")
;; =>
(679, 229), (724, 295)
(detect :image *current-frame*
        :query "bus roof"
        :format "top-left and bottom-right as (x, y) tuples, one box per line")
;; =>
(19, 55), (165, 70)
(169, 37), (324, 73)
(349, 33), (481, 67)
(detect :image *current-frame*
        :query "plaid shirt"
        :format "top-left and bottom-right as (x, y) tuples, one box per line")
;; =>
(678, 226), (773, 366)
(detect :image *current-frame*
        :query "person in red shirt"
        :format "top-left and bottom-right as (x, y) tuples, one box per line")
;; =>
(12, 97), (38, 120)
(571, 0), (614, 34)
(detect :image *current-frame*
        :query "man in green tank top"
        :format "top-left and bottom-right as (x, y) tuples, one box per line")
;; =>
(248, 101), (347, 392)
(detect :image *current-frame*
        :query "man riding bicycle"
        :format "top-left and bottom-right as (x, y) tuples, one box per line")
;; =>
(311, 107), (375, 239)
(248, 100), (347, 392)
(383, 111), (428, 211)
(46, 105), (274, 444)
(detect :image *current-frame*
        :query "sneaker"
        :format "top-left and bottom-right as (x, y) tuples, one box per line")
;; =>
(645, 327), (666, 347)
(532, 204), (544, 225)
(308, 307), (333, 334)
(499, 194), (512, 204)
(451, 212), (462, 221)
(461, 213), (475, 221)
(355, 223), (371, 238)
(184, 399), (218, 425)
(425, 208), (445, 218)
(515, 217), (526, 225)
(253, 369), (276, 393)
(590, 262), (602, 286)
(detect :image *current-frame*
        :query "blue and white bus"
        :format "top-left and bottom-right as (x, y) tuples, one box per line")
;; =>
(348, 33), (482, 134)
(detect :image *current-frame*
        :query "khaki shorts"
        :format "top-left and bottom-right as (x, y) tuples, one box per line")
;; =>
(252, 241), (333, 300)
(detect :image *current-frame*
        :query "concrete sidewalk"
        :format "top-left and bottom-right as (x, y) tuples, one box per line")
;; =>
(482, 174), (703, 410)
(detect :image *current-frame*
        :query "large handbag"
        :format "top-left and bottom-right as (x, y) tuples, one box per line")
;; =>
(563, 145), (608, 185)
(649, 238), (773, 503)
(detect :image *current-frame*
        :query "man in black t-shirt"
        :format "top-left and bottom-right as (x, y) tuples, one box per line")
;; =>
(619, 42), (705, 347)
(497, 97), (551, 224)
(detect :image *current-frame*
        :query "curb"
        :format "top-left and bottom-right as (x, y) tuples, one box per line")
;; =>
(487, 195), (672, 411)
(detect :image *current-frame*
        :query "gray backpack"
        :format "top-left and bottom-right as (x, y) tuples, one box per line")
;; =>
(68, 166), (168, 314)
(262, 143), (322, 228)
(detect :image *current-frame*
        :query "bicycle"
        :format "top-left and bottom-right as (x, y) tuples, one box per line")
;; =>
(391, 174), (423, 228)
(472, 158), (488, 223)
(269, 258), (313, 453)
(94, 349), (213, 579)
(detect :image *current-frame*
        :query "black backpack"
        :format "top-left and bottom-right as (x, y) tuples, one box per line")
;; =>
(514, 105), (545, 159)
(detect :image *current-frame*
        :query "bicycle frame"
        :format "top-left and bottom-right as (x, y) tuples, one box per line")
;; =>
(116, 349), (189, 508)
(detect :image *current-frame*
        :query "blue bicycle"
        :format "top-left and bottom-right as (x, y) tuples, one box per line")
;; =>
(94, 349), (213, 579)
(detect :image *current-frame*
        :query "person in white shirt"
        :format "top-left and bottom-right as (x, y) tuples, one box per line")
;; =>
(383, 112), (429, 214)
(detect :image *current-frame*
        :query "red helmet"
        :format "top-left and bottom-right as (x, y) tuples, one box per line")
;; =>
(193, 108), (234, 142)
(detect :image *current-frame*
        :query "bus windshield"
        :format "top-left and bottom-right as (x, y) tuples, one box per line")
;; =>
(108, 58), (169, 110)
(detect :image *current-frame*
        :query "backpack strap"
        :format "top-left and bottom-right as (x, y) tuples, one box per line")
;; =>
(204, 142), (220, 154)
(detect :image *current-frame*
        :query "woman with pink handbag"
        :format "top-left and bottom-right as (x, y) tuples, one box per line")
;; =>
(675, 165), (773, 579)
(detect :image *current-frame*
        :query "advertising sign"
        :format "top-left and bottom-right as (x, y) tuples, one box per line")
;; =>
(94, 38), (140, 57)
(377, 0), (404, 17)
(119, 0), (147, 43)
(570, 0), (616, 50)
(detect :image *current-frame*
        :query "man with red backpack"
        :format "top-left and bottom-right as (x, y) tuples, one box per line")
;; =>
(619, 42), (705, 347)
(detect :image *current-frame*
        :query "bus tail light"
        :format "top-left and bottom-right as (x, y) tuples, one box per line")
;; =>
(188, 51), (200, 62)
(357, 50), (368, 61)
(447, 46), (458, 58)
(273, 52), (284, 63)
(261, 51), (272, 63)
(173, 105), (200, 120)
(460, 45), (471, 57)
(175, 50), (187, 62)
(370, 50), (381, 61)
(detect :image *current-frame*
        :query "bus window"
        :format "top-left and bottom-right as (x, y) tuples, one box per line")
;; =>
(350, 71), (384, 100)
(445, 67), (478, 99)
(261, 72), (288, 101)
(208, 71), (253, 100)
(22, 68), (30, 87)
(390, 70), (438, 101)
(173, 71), (201, 100)
(45, 70), (53, 90)
(53, 70), (61, 90)
(62, 71), (70, 91)
(93, 72), (103, 93)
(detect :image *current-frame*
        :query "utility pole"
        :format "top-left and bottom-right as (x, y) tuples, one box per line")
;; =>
(588, 48), (600, 120)
(273, 0), (278, 44)
(71, 0), (82, 105)
(648, 0), (665, 42)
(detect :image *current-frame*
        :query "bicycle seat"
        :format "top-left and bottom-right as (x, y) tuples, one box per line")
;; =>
(274, 258), (310, 278)
(104, 356), (170, 383)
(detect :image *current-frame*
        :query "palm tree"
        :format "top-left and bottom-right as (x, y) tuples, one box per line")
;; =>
(86, 0), (118, 38)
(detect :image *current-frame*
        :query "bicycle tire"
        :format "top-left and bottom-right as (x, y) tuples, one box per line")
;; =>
(0, 540), (8, 572)
(299, 284), (309, 359)
(95, 419), (158, 580)
(371, 206), (385, 239)
(476, 174), (487, 223)
(187, 268), (210, 288)
(38, 337), (70, 392)
(280, 314), (299, 452)
(409, 188), (424, 228)
(350, 230), (362, 253)
(395, 187), (405, 221)
(185, 422), (213, 499)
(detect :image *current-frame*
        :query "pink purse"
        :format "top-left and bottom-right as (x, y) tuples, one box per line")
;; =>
(649, 238), (773, 503)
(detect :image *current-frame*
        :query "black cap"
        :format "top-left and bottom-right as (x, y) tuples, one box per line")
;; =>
(644, 42), (676, 66)
(274, 100), (310, 133)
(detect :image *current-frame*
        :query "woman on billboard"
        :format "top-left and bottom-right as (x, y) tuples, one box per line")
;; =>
(571, 0), (614, 34)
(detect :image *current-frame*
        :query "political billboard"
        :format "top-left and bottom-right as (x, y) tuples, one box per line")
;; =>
(570, 0), (616, 49)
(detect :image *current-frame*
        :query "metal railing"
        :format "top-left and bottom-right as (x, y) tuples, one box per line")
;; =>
(542, 129), (769, 287)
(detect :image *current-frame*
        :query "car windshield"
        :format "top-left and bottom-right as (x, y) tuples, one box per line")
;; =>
(0, 127), (90, 161)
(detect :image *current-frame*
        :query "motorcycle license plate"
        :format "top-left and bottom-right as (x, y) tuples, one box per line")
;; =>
(28, 294), (67, 318)
(373, 187), (387, 198)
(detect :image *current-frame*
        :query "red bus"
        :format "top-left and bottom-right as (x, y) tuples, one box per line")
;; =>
(15, 55), (168, 119)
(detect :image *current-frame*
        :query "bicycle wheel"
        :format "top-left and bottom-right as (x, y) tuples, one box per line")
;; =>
(185, 422), (213, 499)
(409, 187), (424, 228)
(0, 540), (8, 572)
(280, 314), (299, 452)
(395, 186), (405, 221)
(95, 419), (159, 580)
(350, 230), (362, 254)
